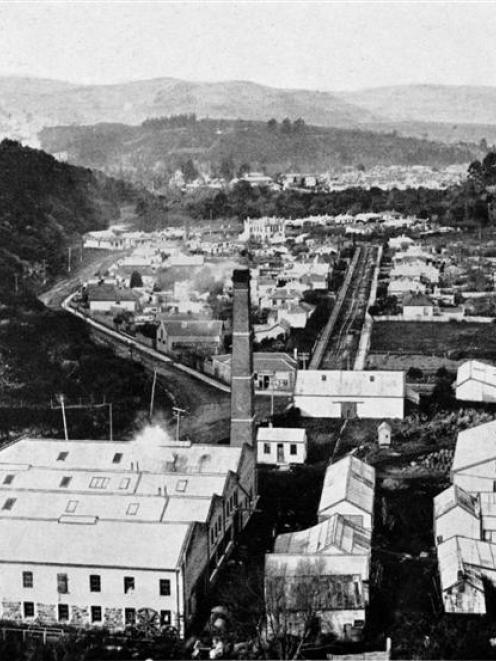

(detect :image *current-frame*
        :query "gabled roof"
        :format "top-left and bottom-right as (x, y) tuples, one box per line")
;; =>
(295, 370), (405, 399)
(438, 536), (496, 592)
(318, 456), (375, 521)
(274, 514), (371, 555)
(402, 292), (434, 307)
(452, 420), (496, 473)
(434, 485), (479, 520)
(257, 427), (306, 444)
(87, 284), (139, 302)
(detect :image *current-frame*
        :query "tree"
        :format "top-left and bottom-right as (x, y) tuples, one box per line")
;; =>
(267, 118), (278, 131)
(281, 118), (292, 134)
(237, 162), (251, 178)
(129, 271), (143, 288)
(293, 118), (306, 133)
(220, 157), (235, 181)
(182, 158), (199, 183)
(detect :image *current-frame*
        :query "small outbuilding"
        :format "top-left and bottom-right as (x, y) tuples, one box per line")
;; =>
(256, 426), (307, 465)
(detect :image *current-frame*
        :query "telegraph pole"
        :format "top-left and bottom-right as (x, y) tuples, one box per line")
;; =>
(108, 403), (113, 441)
(149, 368), (157, 420)
(67, 246), (72, 273)
(59, 394), (69, 441)
(172, 406), (186, 441)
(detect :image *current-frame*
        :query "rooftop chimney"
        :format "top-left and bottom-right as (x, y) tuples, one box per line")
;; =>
(230, 268), (254, 447)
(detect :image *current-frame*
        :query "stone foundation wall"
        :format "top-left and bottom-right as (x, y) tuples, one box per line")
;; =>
(2, 600), (22, 621)
(70, 604), (89, 627)
(36, 602), (56, 625)
(104, 607), (123, 629)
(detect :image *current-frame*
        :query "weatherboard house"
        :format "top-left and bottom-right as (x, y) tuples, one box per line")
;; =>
(293, 370), (405, 419)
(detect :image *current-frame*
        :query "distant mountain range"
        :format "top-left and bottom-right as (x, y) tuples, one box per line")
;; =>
(3, 76), (496, 147)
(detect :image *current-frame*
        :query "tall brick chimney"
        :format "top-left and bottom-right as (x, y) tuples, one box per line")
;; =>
(230, 268), (254, 447)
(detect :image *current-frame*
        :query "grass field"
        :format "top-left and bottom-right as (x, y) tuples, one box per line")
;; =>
(370, 321), (496, 360)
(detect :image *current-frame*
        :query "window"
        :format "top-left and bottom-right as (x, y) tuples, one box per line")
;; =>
(58, 604), (69, 622)
(23, 602), (35, 618)
(176, 479), (188, 493)
(89, 477), (109, 489)
(119, 478), (131, 490)
(2, 498), (16, 511)
(493, 480), (496, 493)
(65, 500), (78, 514)
(436, 535), (443, 544)
(160, 610), (171, 626)
(369, 375), (375, 382)
(290, 444), (297, 455)
(159, 579), (171, 596)
(57, 573), (68, 594)
(125, 608), (136, 625)
(124, 576), (135, 593)
(112, 453), (123, 464)
(263, 443), (270, 454)
(91, 606), (102, 623)
(3, 474), (14, 485)
(22, 571), (33, 588)
(57, 451), (68, 462)
(321, 375), (327, 381)
(59, 476), (72, 488)
(126, 503), (139, 516)
(89, 575), (101, 592)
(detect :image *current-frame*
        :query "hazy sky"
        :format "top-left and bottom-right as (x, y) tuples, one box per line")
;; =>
(1, 1), (496, 91)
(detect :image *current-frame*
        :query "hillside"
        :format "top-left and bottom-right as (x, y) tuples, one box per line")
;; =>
(340, 85), (496, 126)
(39, 118), (478, 189)
(0, 76), (379, 144)
(0, 139), (136, 300)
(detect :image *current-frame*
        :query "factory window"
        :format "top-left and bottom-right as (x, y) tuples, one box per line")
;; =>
(124, 576), (135, 593)
(2, 498), (16, 511)
(290, 444), (297, 456)
(125, 608), (136, 625)
(89, 477), (110, 489)
(119, 478), (131, 490)
(23, 602), (35, 618)
(89, 575), (101, 592)
(126, 503), (139, 516)
(112, 453), (123, 464)
(159, 579), (171, 596)
(160, 610), (171, 625)
(321, 375), (327, 381)
(65, 500), (78, 513)
(91, 606), (102, 623)
(59, 476), (72, 488)
(369, 375), (375, 382)
(57, 452), (68, 462)
(263, 443), (270, 454)
(3, 474), (14, 485)
(58, 604), (69, 622)
(57, 573), (68, 594)
(176, 479), (188, 493)
(22, 571), (33, 588)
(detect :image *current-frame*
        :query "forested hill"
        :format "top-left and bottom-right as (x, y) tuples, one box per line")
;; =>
(39, 117), (479, 190)
(0, 139), (137, 303)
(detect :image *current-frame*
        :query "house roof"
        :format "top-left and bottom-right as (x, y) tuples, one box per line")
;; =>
(434, 485), (479, 520)
(438, 536), (496, 592)
(257, 427), (306, 444)
(402, 293), (434, 307)
(457, 360), (496, 387)
(318, 456), (375, 522)
(451, 420), (496, 473)
(0, 517), (191, 570)
(294, 370), (405, 399)
(160, 320), (223, 338)
(213, 352), (297, 372)
(274, 514), (371, 555)
(87, 284), (139, 302)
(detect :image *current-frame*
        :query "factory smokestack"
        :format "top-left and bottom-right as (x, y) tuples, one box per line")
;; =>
(230, 268), (254, 447)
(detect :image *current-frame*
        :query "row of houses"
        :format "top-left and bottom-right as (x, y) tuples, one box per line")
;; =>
(435, 420), (496, 613)
(265, 455), (375, 640)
